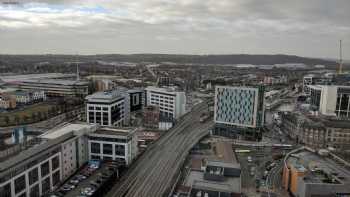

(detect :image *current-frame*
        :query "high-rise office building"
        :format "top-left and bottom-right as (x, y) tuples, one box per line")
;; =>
(214, 86), (265, 138)
(309, 85), (350, 117)
(145, 86), (186, 120)
(127, 89), (144, 112)
(214, 86), (265, 128)
(86, 90), (130, 127)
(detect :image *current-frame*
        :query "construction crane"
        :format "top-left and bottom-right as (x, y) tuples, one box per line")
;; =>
(338, 40), (343, 75)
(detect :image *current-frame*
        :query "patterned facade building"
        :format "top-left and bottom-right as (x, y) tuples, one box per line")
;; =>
(214, 86), (265, 128)
(213, 86), (265, 139)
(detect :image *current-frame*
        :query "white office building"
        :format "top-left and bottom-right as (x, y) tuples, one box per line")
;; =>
(11, 90), (46, 104)
(86, 90), (130, 127)
(309, 85), (350, 117)
(88, 127), (138, 165)
(145, 86), (186, 120)
(10, 79), (89, 97)
(0, 123), (97, 197)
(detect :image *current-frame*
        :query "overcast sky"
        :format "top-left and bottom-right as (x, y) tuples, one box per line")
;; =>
(0, 0), (349, 59)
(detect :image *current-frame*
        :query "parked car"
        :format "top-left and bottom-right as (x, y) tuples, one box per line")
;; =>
(247, 156), (253, 162)
(61, 184), (75, 191)
(81, 187), (96, 196)
(70, 179), (79, 185)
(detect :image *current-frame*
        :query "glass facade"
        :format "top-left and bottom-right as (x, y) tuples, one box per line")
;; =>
(0, 183), (11, 197)
(40, 161), (50, 177)
(41, 177), (50, 195)
(90, 142), (101, 154)
(30, 184), (40, 197)
(28, 168), (39, 185)
(51, 156), (60, 171)
(115, 144), (125, 156)
(14, 175), (25, 194)
(310, 88), (321, 110)
(103, 144), (113, 155)
(335, 91), (350, 117)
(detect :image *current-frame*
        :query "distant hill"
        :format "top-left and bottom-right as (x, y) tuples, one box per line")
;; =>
(0, 54), (342, 67)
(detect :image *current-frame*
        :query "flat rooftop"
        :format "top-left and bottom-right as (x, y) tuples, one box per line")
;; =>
(207, 161), (240, 170)
(16, 79), (89, 86)
(86, 90), (125, 101)
(185, 170), (240, 194)
(0, 87), (18, 93)
(214, 141), (237, 164)
(0, 73), (75, 82)
(283, 112), (350, 129)
(145, 86), (183, 93)
(40, 123), (97, 139)
(92, 127), (135, 137)
(287, 150), (350, 184)
(0, 134), (72, 172)
(1, 123), (97, 172)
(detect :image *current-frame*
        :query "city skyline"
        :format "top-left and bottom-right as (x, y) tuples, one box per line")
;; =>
(0, 0), (349, 60)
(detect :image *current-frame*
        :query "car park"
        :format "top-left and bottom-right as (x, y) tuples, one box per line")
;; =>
(76, 174), (87, 181)
(81, 187), (96, 196)
(90, 180), (100, 188)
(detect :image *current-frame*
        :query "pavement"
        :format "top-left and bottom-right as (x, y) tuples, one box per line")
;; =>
(106, 101), (213, 197)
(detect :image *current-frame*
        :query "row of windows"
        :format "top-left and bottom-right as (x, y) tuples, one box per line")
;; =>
(1, 169), (60, 197)
(150, 94), (175, 101)
(0, 148), (60, 184)
(150, 101), (174, 110)
(90, 142), (126, 156)
(89, 136), (128, 143)
(150, 98), (174, 104)
(150, 101), (173, 108)
(90, 155), (126, 163)
(88, 106), (109, 111)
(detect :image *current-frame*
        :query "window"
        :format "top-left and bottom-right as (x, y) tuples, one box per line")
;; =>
(14, 175), (26, 194)
(18, 193), (26, 197)
(51, 156), (59, 171)
(0, 183), (11, 197)
(29, 168), (39, 185)
(96, 107), (101, 110)
(41, 161), (50, 177)
(103, 144), (113, 155)
(52, 171), (60, 187)
(30, 184), (40, 197)
(41, 177), (51, 195)
(88, 106), (94, 110)
(103, 107), (108, 111)
(91, 142), (100, 154)
(103, 156), (112, 161)
(115, 144), (125, 156)
(91, 155), (101, 160)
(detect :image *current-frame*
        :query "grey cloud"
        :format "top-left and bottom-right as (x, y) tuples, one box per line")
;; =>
(0, 0), (349, 59)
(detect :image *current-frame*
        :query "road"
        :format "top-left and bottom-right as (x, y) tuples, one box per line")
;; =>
(106, 102), (213, 197)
